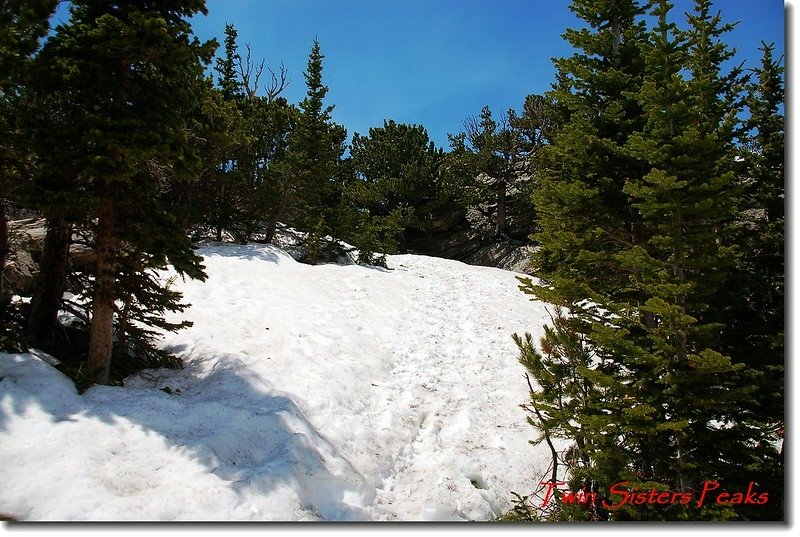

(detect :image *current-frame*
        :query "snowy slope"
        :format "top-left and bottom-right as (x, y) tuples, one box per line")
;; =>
(0, 244), (556, 521)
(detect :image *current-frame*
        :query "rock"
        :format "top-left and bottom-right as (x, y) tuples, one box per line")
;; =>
(4, 247), (38, 295)
(5, 218), (96, 295)
(459, 242), (536, 275)
(5, 218), (43, 294)
(406, 200), (537, 275)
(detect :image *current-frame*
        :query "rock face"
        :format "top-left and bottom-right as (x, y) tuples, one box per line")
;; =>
(6, 200), (538, 296)
(405, 183), (538, 275)
(466, 242), (536, 274)
(5, 218), (95, 295)
(5, 219), (44, 295)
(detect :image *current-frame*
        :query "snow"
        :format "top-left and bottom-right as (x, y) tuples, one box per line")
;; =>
(0, 243), (556, 521)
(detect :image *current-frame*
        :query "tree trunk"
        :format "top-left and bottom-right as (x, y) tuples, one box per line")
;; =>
(265, 218), (278, 243)
(87, 202), (117, 385)
(495, 177), (507, 237)
(0, 202), (9, 326)
(26, 216), (73, 352)
(266, 204), (285, 243)
(216, 181), (225, 242)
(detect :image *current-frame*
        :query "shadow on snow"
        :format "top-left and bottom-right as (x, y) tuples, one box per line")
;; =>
(0, 351), (372, 520)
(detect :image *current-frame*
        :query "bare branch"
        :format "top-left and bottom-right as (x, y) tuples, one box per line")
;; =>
(525, 372), (560, 487)
(236, 43), (288, 101)
(236, 43), (264, 99)
(265, 62), (290, 102)
(462, 115), (481, 147)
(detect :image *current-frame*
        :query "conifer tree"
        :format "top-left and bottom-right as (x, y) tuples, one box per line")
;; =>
(616, 1), (751, 514)
(721, 41), (785, 520)
(28, 0), (214, 384)
(519, 0), (778, 520)
(170, 75), (245, 235)
(0, 0), (59, 333)
(287, 39), (347, 261)
(347, 120), (442, 260)
(530, 0), (648, 308)
(187, 23), (295, 244)
(518, 1), (649, 513)
(204, 23), (247, 242)
(465, 106), (506, 236)
(738, 41), (784, 429)
(216, 24), (243, 101)
(458, 103), (540, 240)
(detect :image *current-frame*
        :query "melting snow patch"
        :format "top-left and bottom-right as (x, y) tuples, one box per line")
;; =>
(0, 243), (558, 520)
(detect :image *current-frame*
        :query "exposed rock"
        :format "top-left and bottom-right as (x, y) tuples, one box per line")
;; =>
(5, 218), (95, 295)
(406, 190), (538, 275)
(4, 247), (38, 295)
(464, 242), (537, 275)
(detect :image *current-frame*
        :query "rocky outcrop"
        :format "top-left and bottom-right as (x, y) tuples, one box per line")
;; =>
(463, 242), (536, 275)
(5, 218), (95, 295)
(405, 182), (538, 275)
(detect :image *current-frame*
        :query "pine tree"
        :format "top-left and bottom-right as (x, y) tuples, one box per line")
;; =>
(735, 41), (785, 410)
(205, 23), (248, 242)
(514, 309), (604, 521)
(215, 24), (243, 101)
(27, 0), (214, 384)
(721, 41), (785, 520)
(740, 40), (785, 431)
(519, 0), (776, 520)
(185, 24), (296, 244)
(287, 38), (347, 260)
(616, 1), (750, 515)
(519, 1), (650, 516)
(457, 103), (542, 241)
(530, 0), (648, 309)
(0, 0), (59, 336)
(465, 106), (507, 237)
(347, 120), (442, 260)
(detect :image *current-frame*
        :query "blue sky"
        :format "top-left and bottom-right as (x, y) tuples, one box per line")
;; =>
(52, 1), (786, 148)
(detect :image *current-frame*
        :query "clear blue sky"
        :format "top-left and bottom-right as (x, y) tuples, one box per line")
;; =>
(52, 0), (786, 148)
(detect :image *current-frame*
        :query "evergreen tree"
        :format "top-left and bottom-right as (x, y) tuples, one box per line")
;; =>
(721, 41), (785, 520)
(187, 23), (296, 244)
(169, 75), (245, 236)
(215, 23), (243, 101)
(27, 0), (214, 384)
(519, 0), (778, 521)
(614, 1), (752, 516)
(287, 38), (347, 261)
(347, 120), (442, 261)
(519, 1), (650, 512)
(258, 97), (299, 243)
(739, 41), (785, 428)
(455, 102), (543, 242)
(237, 94), (297, 243)
(514, 309), (603, 521)
(0, 0), (59, 335)
(205, 23), (249, 242)
(530, 0), (648, 309)
(464, 106), (506, 236)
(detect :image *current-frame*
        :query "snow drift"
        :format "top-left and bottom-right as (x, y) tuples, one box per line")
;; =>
(0, 243), (555, 521)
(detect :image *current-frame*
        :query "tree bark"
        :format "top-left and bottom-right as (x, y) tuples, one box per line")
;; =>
(0, 204), (7, 284)
(87, 202), (117, 385)
(495, 177), (507, 237)
(26, 216), (73, 352)
(0, 202), (9, 325)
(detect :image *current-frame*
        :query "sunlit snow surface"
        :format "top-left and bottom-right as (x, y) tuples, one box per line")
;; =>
(0, 244), (556, 521)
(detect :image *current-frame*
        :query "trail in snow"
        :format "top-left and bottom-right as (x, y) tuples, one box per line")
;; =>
(0, 243), (557, 521)
(368, 255), (551, 520)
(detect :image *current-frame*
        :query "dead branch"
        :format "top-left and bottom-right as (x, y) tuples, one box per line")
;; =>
(265, 62), (290, 102)
(236, 43), (265, 99)
(525, 372), (560, 486)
